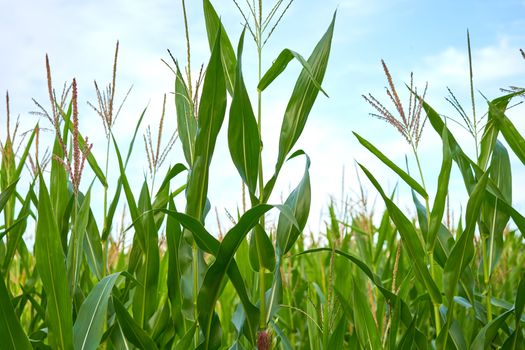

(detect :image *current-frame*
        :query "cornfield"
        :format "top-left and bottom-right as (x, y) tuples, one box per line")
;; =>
(1, 1), (524, 349)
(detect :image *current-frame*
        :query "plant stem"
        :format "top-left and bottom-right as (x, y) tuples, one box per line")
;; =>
(256, 0), (267, 331)
(193, 242), (199, 347)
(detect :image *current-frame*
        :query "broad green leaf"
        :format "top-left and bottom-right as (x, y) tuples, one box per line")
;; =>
(203, 0), (236, 95)
(301, 248), (415, 328)
(73, 273), (121, 350)
(422, 99), (476, 194)
(443, 170), (490, 303)
(482, 141), (511, 275)
(249, 225), (275, 272)
(228, 29), (261, 196)
(428, 127), (452, 250)
(175, 66), (197, 167)
(276, 152), (311, 256)
(0, 275), (32, 350)
(114, 298), (158, 350)
(35, 175), (74, 349)
(471, 309), (513, 349)
(173, 322), (197, 350)
(185, 25), (227, 222)
(274, 13), (335, 174)
(354, 132), (428, 199)
(258, 49), (328, 97)
(478, 90), (521, 170)
(162, 208), (260, 343)
(197, 204), (273, 349)
(486, 89), (525, 165)
(175, 67), (197, 167)
(0, 178), (18, 213)
(359, 163), (442, 304)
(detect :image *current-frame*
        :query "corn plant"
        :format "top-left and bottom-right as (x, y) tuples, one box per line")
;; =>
(1, 0), (525, 349)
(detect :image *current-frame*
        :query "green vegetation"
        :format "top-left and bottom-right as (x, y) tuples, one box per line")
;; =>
(1, 1), (524, 349)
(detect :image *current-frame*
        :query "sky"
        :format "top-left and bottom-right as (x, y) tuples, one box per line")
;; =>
(1, 0), (525, 239)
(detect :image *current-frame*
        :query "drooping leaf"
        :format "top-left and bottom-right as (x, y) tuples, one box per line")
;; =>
(258, 49), (328, 96)
(354, 132), (428, 199)
(359, 163), (442, 304)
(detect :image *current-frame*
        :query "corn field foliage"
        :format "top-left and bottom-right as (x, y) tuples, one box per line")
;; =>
(1, 1), (525, 349)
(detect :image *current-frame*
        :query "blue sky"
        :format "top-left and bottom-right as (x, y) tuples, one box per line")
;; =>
(1, 0), (524, 236)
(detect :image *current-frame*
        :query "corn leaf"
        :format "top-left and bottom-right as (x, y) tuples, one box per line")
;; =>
(186, 25), (226, 222)
(73, 273), (121, 350)
(35, 175), (74, 349)
(359, 163), (442, 304)
(203, 0), (236, 95)
(228, 29), (260, 196)
(354, 132), (428, 199)
(0, 275), (32, 350)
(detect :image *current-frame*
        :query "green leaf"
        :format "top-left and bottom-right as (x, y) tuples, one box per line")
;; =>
(249, 225), (275, 272)
(258, 49), (328, 97)
(274, 13), (335, 174)
(359, 163), (442, 304)
(203, 0), (236, 95)
(73, 273), (121, 350)
(0, 275), (32, 350)
(353, 132), (428, 199)
(482, 141), (511, 275)
(35, 175), (74, 350)
(0, 179), (19, 213)
(443, 170), (490, 303)
(185, 24), (227, 222)
(422, 99), (476, 194)
(352, 276), (382, 349)
(197, 204), (273, 349)
(175, 66), (197, 167)
(132, 183), (160, 328)
(228, 29), (261, 196)
(478, 91), (520, 170)
(113, 298), (158, 350)
(276, 152), (311, 256)
(485, 89), (525, 166)
(428, 127), (452, 250)
(173, 322), (197, 350)
(471, 309), (513, 349)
